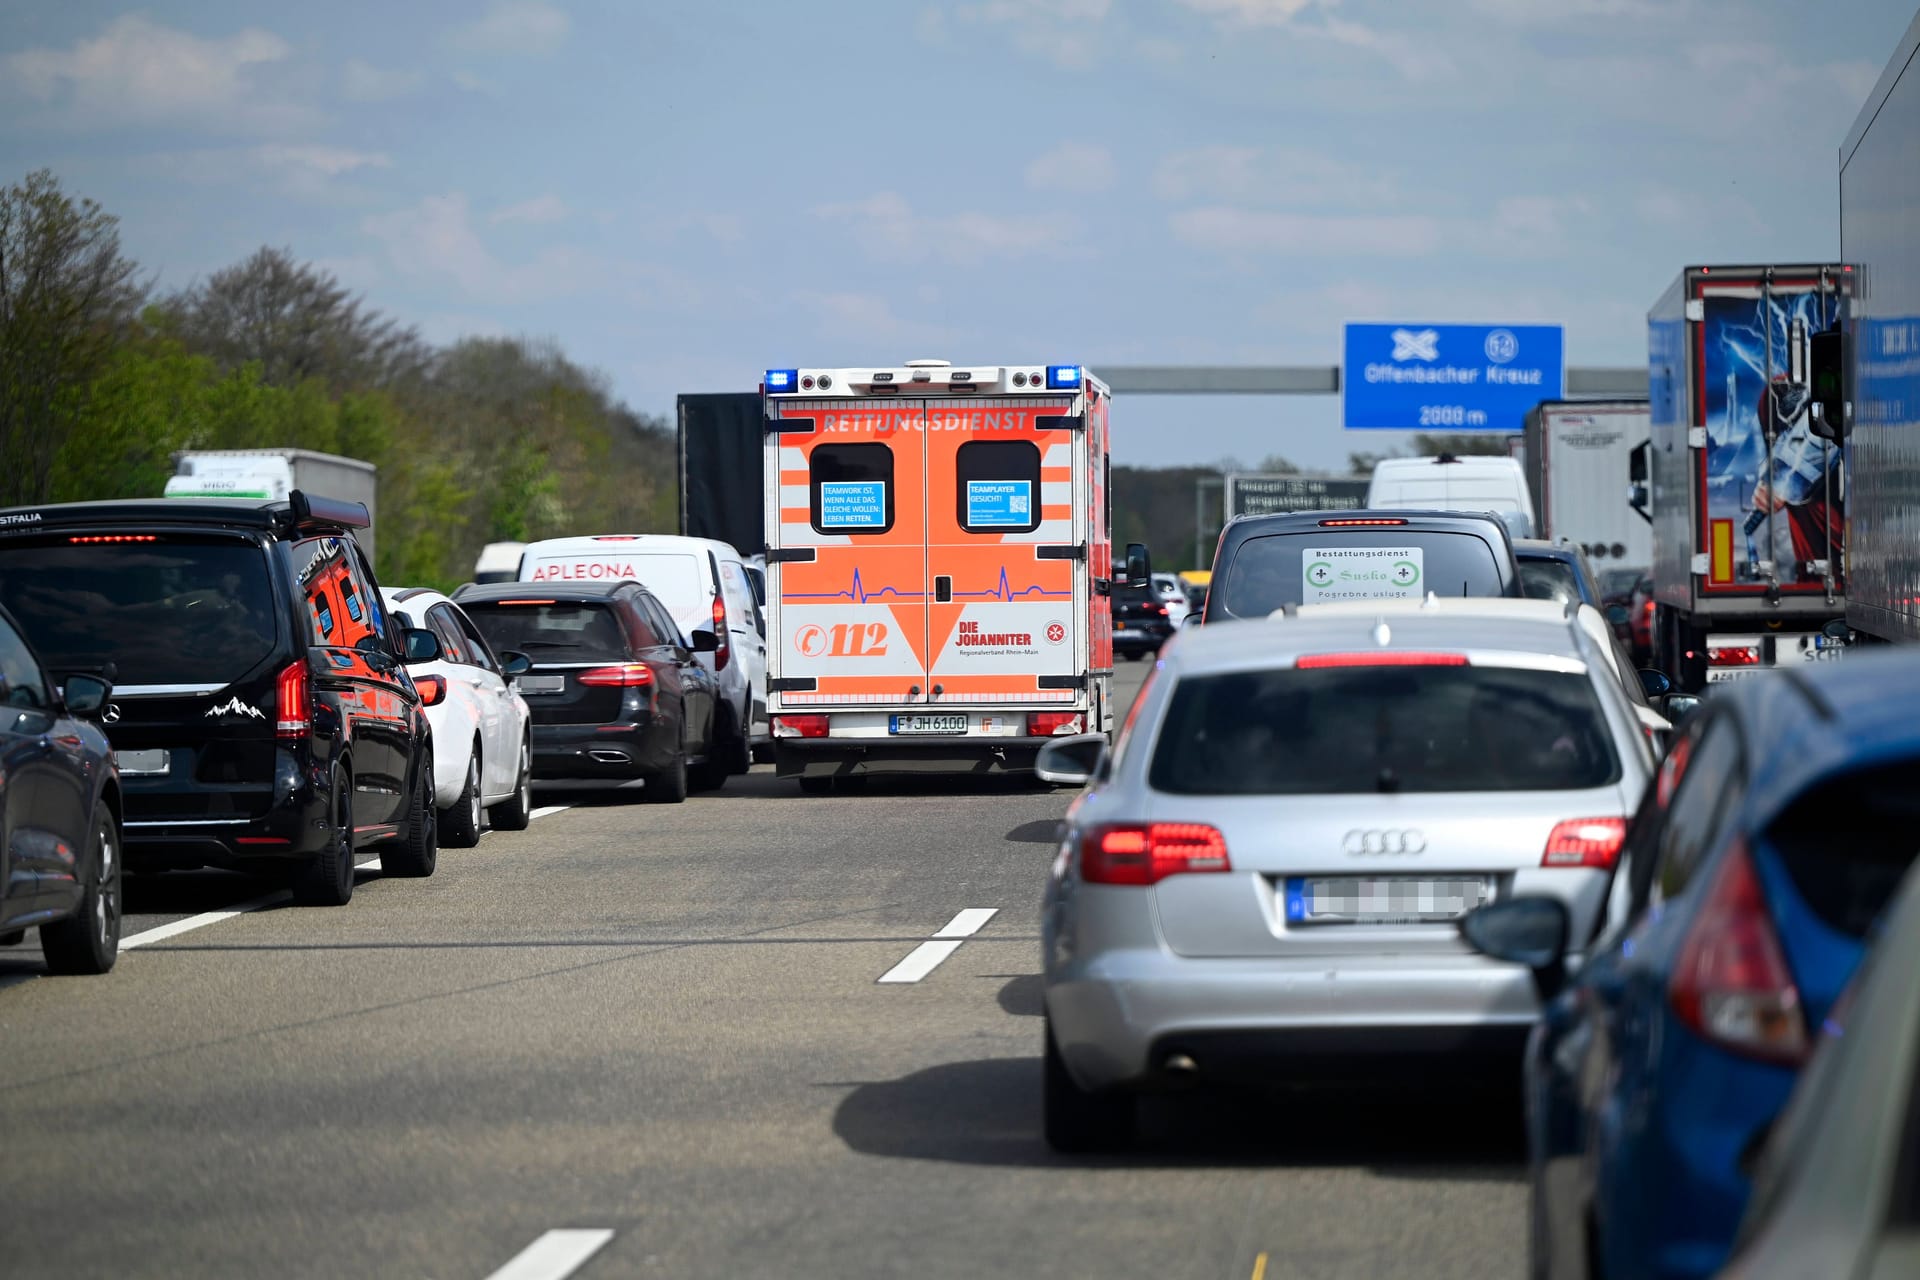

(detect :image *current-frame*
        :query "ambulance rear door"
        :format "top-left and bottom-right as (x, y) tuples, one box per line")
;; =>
(923, 397), (1083, 710)
(767, 400), (929, 709)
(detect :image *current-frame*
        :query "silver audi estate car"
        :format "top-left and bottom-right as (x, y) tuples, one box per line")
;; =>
(1034, 598), (1656, 1151)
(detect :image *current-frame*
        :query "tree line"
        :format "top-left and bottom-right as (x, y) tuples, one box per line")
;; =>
(0, 170), (675, 592)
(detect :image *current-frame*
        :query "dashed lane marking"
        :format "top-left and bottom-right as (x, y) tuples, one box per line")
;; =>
(878, 908), (999, 983)
(484, 1229), (615, 1280)
(119, 857), (384, 951)
(530, 805), (571, 820)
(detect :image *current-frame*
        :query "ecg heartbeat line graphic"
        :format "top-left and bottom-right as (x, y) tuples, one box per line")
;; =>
(955, 567), (1073, 601)
(787, 566), (925, 602)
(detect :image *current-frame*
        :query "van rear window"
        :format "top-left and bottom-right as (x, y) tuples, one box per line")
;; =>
(1148, 664), (1620, 795)
(0, 538), (278, 686)
(1217, 530), (1506, 617)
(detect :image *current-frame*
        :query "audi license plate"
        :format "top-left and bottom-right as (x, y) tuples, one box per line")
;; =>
(516, 675), (565, 695)
(890, 714), (968, 735)
(1284, 876), (1493, 925)
(113, 749), (169, 776)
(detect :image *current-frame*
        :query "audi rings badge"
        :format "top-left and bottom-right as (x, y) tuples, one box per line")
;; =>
(1342, 829), (1426, 855)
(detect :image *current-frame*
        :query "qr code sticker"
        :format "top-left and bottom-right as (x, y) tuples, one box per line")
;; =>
(1010, 494), (1029, 514)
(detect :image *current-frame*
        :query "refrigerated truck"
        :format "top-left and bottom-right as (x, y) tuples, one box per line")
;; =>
(1837, 9), (1920, 646)
(1522, 400), (1651, 572)
(760, 360), (1133, 784)
(1645, 265), (1851, 689)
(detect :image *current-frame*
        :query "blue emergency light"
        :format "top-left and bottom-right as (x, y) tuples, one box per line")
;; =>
(1045, 364), (1082, 390)
(764, 368), (798, 393)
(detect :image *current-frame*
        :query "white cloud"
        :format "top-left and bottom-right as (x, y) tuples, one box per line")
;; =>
(1468, 0), (1672, 20)
(951, 0), (1113, 69)
(813, 192), (1080, 262)
(490, 194), (570, 225)
(1174, 0), (1321, 22)
(1025, 143), (1115, 192)
(1172, 0), (1452, 80)
(4, 15), (294, 128)
(1169, 205), (1441, 256)
(1152, 144), (1398, 205)
(1482, 194), (1592, 255)
(449, 1), (573, 55)
(803, 292), (964, 348)
(363, 193), (595, 302)
(342, 59), (424, 103)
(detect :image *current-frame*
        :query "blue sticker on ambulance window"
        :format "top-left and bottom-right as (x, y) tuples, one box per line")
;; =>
(965, 480), (1032, 527)
(819, 481), (888, 529)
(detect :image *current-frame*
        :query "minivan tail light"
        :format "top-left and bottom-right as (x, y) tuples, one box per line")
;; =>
(1080, 823), (1231, 885)
(276, 660), (310, 737)
(1296, 652), (1469, 668)
(1541, 817), (1628, 869)
(772, 714), (829, 739)
(712, 593), (731, 671)
(575, 664), (656, 688)
(1668, 839), (1808, 1064)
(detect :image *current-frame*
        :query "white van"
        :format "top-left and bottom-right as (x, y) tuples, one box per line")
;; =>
(473, 541), (526, 585)
(517, 535), (769, 768)
(1366, 455), (1537, 539)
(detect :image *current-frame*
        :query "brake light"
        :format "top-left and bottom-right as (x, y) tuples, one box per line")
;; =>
(1668, 839), (1808, 1064)
(773, 714), (829, 739)
(412, 674), (447, 707)
(1150, 602), (1168, 616)
(712, 593), (731, 671)
(1080, 823), (1231, 885)
(1318, 518), (1407, 527)
(592, 535), (641, 541)
(1710, 646), (1761, 667)
(1026, 711), (1083, 736)
(1541, 817), (1627, 869)
(576, 664), (656, 687)
(68, 534), (158, 543)
(495, 599), (556, 606)
(276, 660), (310, 737)
(1296, 652), (1469, 668)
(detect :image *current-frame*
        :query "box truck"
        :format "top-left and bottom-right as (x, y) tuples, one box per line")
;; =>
(164, 449), (378, 561)
(1523, 400), (1652, 575)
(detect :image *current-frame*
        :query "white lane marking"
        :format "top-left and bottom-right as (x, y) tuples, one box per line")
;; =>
(119, 857), (383, 951)
(485, 1229), (615, 1280)
(530, 805), (571, 820)
(935, 907), (998, 938)
(878, 908), (1000, 983)
(878, 940), (964, 984)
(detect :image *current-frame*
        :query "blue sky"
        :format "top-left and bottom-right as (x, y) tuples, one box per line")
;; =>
(3, 0), (1912, 472)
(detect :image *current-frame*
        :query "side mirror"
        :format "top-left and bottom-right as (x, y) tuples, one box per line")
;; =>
(1637, 668), (1673, 698)
(1628, 441), (1652, 525)
(1123, 543), (1151, 588)
(62, 673), (112, 717)
(1182, 611), (1203, 629)
(1034, 733), (1108, 787)
(1660, 692), (1704, 722)
(1809, 328), (1849, 442)
(401, 628), (443, 664)
(500, 651), (533, 677)
(1459, 897), (1571, 1001)
(689, 630), (719, 653)
(413, 674), (448, 707)
(1605, 604), (1631, 627)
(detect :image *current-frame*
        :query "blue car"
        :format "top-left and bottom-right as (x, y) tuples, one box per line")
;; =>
(1459, 653), (1920, 1280)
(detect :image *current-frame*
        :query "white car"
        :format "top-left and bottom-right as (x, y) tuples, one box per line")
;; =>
(382, 587), (534, 846)
(1151, 573), (1191, 626)
(516, 535), (768, 777)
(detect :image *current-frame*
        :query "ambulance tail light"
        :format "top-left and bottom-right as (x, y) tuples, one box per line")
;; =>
(1027, 712), (1083, 737)
(773, 715), (829, 739)
(711, 593), (731, 671)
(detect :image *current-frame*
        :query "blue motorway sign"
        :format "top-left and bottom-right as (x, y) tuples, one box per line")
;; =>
(1343, 323), (1564, 432)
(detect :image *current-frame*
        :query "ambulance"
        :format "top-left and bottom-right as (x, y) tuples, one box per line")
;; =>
(761, 359), (1146, 789)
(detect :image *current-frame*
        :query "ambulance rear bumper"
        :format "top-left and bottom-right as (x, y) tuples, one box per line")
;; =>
(774, 736), (1057, 778)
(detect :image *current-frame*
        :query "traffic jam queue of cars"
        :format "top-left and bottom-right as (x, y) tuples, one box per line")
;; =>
(5, 362), (1920, 1280)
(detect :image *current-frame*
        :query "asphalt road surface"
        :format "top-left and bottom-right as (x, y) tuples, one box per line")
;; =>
(0, 658), (1525, 1280)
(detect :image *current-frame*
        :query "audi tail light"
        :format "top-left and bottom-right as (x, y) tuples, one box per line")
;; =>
(773, 714), (829, 739)
(1540, 817), (1627, 869)
(711, 592), (731, 672)
(1080, 823), (1231, 885)
(276, 660), (310, 738)
(1026, 711), (1082, 736)
(576, 664), (656, 688)
(1296, 652), (1469, 669)
(1668, 839), (1808, 1064)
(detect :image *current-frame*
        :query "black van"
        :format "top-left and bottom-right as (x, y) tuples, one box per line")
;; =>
(1200, 510), (1523, 624)
(0, 492), (442, 905)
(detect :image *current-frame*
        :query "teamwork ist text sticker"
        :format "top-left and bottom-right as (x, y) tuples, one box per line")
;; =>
(1302, 547), (1425, 603)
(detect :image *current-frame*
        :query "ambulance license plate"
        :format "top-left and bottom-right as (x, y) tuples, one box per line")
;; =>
(890, 715), (968, 735)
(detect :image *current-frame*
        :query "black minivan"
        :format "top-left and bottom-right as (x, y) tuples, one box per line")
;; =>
(1200, 510), (1523, 624)
(0, 493), (442, 905)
